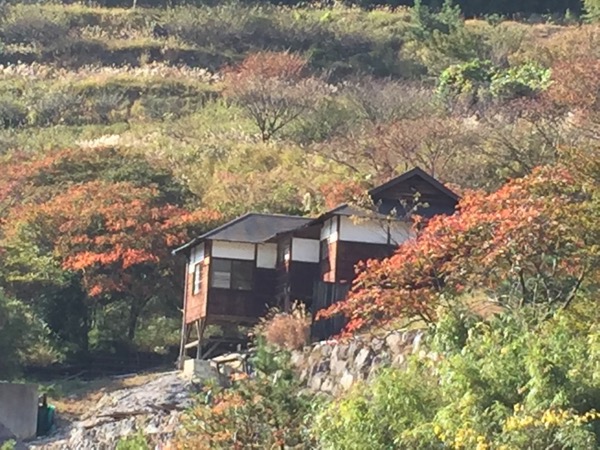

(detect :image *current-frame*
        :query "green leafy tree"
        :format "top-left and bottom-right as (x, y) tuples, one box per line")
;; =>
(437, 59), (495, 106)
(584, 0), (600, 22)
(406, 0), (483, 74)
(0, 289), (62, 379)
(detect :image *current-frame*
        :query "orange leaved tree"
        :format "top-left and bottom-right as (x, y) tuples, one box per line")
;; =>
(318, 166), (592, 334)
(2, 180), (221, 341)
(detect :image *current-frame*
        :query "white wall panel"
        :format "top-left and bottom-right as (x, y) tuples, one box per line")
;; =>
(339, 216), (389, 244)
(211, 241), (255, 260)
(291, 238), (319, 262)
(389, 222), (413, 246)
(257, 243), (277, 268)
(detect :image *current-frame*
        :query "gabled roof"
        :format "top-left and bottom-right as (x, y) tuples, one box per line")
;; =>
(265, 168), (460, 241)
(174, 169), (459, 253)
(368, 166), (460, 201)
(172, 213), (312, 255)
(265, 204), (400, 242)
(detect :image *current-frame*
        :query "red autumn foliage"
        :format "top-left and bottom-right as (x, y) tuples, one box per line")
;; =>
(547, 58), (600, 113)
(318, 167), (588, 334)
(319, 179), (367, 210)
(22, 181), (219, 296)
(224, 51), (308, 81)
(1, 176), (221, 339)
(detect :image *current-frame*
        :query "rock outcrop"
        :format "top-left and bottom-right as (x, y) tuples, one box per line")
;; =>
(28, 372), (198, 450)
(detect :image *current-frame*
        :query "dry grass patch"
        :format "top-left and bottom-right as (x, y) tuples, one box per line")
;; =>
(42, 372), (163, 419)
(254, 302), (311, 351)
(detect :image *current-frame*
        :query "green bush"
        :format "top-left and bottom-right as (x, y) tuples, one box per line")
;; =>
(30, 89), (83, 126)
(437, 59), (495, 103)
(316, 304), (600, 449)
(86, 91), (127, 124)
(115, 432), (150, 450)
(176, 338), (320, 449)
(0, 289), (63, 379)
(0, 97), (27, 129)
(0, 5), (69, 48)
(404, 0), (484, 74)
(0, 440), (16, 450)
(438, 59), (551, 105)
(584, 0), (600, 22)
(489, 61), (552, 100)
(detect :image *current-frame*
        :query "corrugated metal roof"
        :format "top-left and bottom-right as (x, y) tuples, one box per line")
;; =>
(172, 213), (312, 254)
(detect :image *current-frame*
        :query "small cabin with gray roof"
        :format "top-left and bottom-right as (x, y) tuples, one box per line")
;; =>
(174, 167), (459, 358)
(172, 213), (312, 359)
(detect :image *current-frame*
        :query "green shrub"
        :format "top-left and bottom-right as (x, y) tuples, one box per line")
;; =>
(404, 0), (484, 74)
(86, 91), (127, 124)
(0, 5), (69, 48)
(30, 89), (83, 126)
(132, 95), (199, 121)
(490, 61), (552, 100)
(584, 0), (600, 22)
(0, 440), (16, 450)
(438, 59), (551, 105)
(0, 289), (63, 379)
(176, 339), (320, 449)
(0, 97), (27, 129)
(437, 59), (495, 102)
(115, 432), (150, 450)
(316, 305), (600, 449)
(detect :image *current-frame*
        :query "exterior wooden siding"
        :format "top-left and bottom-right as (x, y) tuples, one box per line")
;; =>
(333, 241), (396, 283)
(321, 239), (394, 284)
(184, 252), (209, 325)
(205, 264), (278, 324)
(289, 261), (320, 307)
(207, 269), (275, 323)
(311, 281), (350, 341)
(312, 240), (395, 337)
(373, 176), (457, 217)
(184, 239), (280, 325)
(272, 234), (320, 311)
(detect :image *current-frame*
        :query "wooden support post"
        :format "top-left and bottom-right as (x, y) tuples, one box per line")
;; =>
(177, 258), (190, 370)
(178, 324), (192, 370)
(195, 318), (206, 360)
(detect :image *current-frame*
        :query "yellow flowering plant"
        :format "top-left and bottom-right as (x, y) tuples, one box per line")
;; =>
(316, 303), (600, 449)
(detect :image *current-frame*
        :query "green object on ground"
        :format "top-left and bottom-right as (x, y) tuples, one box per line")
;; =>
(36, 404), (55, 437)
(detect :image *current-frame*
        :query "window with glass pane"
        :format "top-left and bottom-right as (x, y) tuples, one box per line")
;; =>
(211, 259), (231, 288)
(210, 259), (253, 290)
(231, 260), (253, 290)
(193, 263), (202, 295)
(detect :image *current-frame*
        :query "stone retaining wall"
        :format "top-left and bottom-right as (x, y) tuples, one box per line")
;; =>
(291, 329), (427, 395)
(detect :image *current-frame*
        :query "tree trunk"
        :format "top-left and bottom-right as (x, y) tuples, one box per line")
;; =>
(127, 302), (140, 342)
